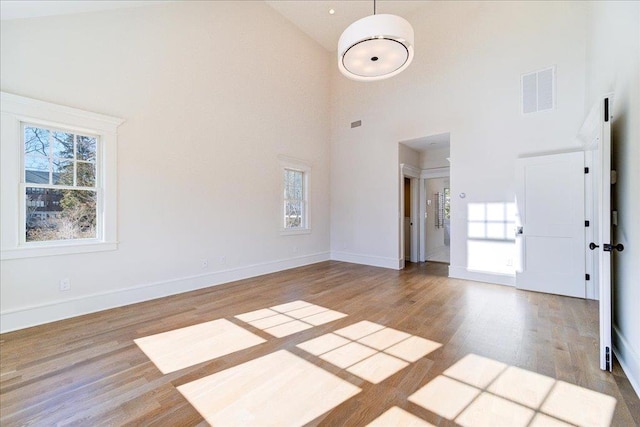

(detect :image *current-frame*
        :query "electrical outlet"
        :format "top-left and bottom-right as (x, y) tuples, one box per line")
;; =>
(220, 256), (226, 264)
(506, 258), (513, 267)
(201, 259), (209, 269)
(59, 278), (70, 291)
(293, 246), (298, 253)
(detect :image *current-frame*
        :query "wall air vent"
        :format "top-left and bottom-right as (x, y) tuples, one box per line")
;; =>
(521, 66), (555, 114)
(351, 120), (362, 128)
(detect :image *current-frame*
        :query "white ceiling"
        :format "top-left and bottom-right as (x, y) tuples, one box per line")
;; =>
(265, 1), (428, 52)
(402, 133), (450, 152)
(1, 1), (429, 53)
(0, 1), (170, 20)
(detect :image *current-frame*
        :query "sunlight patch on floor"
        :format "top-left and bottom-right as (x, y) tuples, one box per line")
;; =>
(408, 375), (481, 419)
(134, 304), (617, 427)
(235, 300), (348, 338)
(297, 321), (442, 384)
(409, 353), (617, 427)
(177, 350), (361, 426)
(134, 319), (266, 374)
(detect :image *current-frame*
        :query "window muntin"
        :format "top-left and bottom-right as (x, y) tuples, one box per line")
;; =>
(23, 124), (99, 243)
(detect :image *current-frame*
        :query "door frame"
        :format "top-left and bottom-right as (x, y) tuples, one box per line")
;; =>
(420, 167), (450, 262)
(400, 164), (420, 268)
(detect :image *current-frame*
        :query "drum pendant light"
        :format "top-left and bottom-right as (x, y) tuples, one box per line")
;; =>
(338, 0), (414, 82)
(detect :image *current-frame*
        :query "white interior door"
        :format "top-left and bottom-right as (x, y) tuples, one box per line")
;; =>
(515, 151), (586, 298)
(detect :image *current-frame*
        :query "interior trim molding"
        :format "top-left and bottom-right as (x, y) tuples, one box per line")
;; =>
(420, 166), (450, 179)
(448, 265), (515, 286)
(613, 325), (640, 399)
(0, 252), (330, 333)
(330, 251), (401, 270)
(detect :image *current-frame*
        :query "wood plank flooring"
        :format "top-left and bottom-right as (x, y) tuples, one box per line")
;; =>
(1, 261), (638, 426)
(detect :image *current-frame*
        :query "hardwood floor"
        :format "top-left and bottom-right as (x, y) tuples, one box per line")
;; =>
(1, 261), (638, 426)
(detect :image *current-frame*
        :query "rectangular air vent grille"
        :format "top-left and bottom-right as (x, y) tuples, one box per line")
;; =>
(522, 66), (555, 114)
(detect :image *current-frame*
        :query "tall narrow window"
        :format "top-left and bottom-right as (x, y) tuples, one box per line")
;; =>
(284, 169), (305, 229)
(279, 156), (311, 234)
(23, 124), (99, 242)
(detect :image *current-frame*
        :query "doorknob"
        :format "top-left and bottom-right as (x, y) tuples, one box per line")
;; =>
(589, 242), (599, 250)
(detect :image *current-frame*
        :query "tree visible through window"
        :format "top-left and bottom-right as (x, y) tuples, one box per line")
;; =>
(24, 124), (98, 242)
(283, 168), (305, 229)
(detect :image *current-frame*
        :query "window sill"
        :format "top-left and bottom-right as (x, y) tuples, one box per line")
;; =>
(1, 241), (118, 260)
(280, 228), (311, 236)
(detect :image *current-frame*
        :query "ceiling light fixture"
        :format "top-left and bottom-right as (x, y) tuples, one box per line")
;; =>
(338, 0), (414, 82)
(329, 8), (335, 15)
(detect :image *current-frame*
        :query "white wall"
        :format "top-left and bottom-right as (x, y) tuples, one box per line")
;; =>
(330, 1), (589, 282)
(0, 1), (331, 331)
(399, 144), (420, 168)
(585, 1), (640, 396)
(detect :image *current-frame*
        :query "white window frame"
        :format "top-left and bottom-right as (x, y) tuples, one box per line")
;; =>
(278, 155), (311, 235)
(1, 92), (124, 259)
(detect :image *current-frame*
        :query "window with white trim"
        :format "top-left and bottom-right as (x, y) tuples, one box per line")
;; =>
(23, 124), (99, 242)
(279, 156), (310, 234)
(1, 92), (124, 259)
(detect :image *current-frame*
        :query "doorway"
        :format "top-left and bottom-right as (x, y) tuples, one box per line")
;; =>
(424, 177), (451, 263)
(399, 133), (451, 268)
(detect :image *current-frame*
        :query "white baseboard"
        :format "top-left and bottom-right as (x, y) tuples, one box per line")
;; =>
(613, 325), (640, 399)
(0, 252), (330, 333)
(330, 251), (401, 270)
(448, 265), (515, 286)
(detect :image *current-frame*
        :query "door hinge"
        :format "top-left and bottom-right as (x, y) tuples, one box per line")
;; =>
(586, 273), (590, 281)
(585, 220), (590, 227)
(603, 243), (625, 252)
(604, 98), (609, 122)
(606, 346), (611, 370)
(585, 167), (589, 174)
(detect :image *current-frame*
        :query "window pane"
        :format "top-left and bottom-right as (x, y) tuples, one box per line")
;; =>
(53, 160), (74, 185)
(25, 188), (97, 242)
(25, 156), (50, 183)
(285, 169), (303, 200)
(76, 135), (96, 161)
(53, 131), (74, 159)
(444, 188), (451, 220)
(24, 127), (49, 156)
(285, 200), (302, 228)
(284, 170), (294, 199)
(77, 162), (96, 187)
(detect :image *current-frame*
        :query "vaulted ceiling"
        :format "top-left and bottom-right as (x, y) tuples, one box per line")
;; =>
(1, 1), (429, 52)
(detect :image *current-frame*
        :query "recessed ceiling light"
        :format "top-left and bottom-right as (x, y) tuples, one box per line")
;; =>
(329, 8), (335, 15)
